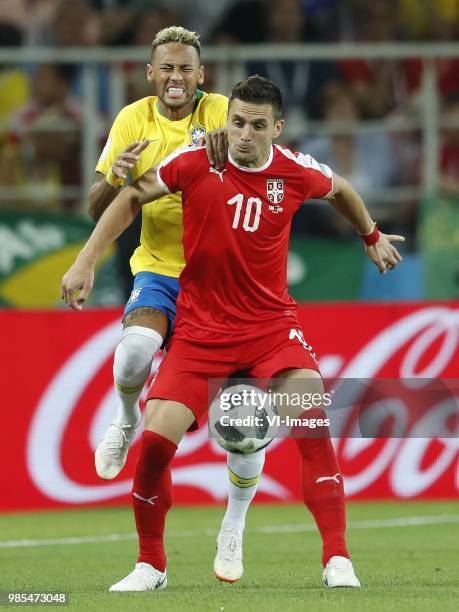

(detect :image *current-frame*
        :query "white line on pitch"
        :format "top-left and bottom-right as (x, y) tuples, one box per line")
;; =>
(0, 514), (458, 549)
(256, 514), (459, 533)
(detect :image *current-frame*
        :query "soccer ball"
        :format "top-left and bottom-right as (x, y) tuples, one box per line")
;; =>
(208, 384), (278, 454)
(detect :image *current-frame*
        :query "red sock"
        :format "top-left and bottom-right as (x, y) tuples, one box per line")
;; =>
(293, 414), (349, 566)
(132, 430), (177, 572)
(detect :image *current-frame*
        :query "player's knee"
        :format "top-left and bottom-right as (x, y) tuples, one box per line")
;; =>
(122, 332), (155, 366)
(144, 399), (194, 445)
(114, 331), (156, 380)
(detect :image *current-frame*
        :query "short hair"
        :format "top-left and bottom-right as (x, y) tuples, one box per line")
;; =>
(151, 26), (201, 59)
(229, 75), (283, 119)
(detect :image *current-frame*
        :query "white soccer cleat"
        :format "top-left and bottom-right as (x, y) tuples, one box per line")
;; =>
(213, 528), (244, 583)
(109, 563), (167, 592)
(95, 420), (140, 480)
(323, 556), (361, 588)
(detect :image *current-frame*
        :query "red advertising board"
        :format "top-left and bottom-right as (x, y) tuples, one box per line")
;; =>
(1, 303), (458, 511)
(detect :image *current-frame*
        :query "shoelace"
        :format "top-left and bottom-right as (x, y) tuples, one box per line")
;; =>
(220, 532), (242, 561)
(105, 423), (135, 454)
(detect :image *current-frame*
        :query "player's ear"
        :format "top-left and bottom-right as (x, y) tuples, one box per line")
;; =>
(197, 65), (205, 86)
(273, 118), (284, 139)
(146, 63), (154, 83)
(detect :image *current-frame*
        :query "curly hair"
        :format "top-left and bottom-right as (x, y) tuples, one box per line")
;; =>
(151, 26), (201, 59)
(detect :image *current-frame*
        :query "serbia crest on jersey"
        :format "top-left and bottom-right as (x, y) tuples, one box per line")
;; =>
(267, 178), (284, 206)
(157, 144), (333, 336)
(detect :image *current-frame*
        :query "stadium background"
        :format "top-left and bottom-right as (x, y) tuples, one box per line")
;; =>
(0, 1), (458, 608)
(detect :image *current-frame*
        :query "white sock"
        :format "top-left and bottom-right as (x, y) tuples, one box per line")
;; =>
(220, 448), (266, 533)
(113, 325), (163, 426)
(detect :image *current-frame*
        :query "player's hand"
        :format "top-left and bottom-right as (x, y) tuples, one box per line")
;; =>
(61, 260), (95, 311)
(111, 139), (150, 180)
(365, 232), (405, 274)
(201, 128), (228, 169)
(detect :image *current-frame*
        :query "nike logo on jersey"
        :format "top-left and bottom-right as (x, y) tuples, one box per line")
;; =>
(209, 167), (227, 182)
(315, 473), (341, 484)
(133, 492), (158, 505)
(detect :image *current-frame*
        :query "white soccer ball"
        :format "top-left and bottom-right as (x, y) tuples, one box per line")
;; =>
(209, 384), (278, 454)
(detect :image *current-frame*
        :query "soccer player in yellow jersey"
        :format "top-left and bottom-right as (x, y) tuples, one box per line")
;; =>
(88, 26), (264, 582)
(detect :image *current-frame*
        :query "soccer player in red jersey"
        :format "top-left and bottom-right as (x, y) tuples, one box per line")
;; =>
(62, 76), (404, 592)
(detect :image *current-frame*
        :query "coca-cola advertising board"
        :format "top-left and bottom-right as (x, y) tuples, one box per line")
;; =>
(1, 302), (458, 512)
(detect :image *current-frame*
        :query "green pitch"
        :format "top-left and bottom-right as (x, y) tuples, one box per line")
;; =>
(1, 501), (458, 611)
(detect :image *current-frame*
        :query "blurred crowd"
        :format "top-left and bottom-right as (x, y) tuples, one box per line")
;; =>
(0, 0), (457, 246)
(0, 0), (457, 46)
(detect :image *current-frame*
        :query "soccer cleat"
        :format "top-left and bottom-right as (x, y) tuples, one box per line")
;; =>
(109, 563), (167, 592)
(213, 528), (244, 583)
(95, 420), (140, 480)
(323, 556), (361, 588)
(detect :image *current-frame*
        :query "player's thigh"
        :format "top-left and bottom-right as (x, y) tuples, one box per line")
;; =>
(123, 271), (180, 338)
(272, 368), (324, 418)
(123, 306), (169, 337)
(145, 398), (195, 445)
(275, 367), (323, 385)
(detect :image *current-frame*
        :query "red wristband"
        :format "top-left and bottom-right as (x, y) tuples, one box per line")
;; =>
(360, 223), (380, 246)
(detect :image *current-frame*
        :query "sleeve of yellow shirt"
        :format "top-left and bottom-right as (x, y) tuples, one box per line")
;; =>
(209, 95), (229, 131)
(95, 105), (137, 178)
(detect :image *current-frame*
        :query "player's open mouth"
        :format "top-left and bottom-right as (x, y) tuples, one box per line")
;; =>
(166, 87), (185, 98)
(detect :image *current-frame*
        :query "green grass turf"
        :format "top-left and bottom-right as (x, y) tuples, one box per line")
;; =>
(0, 501), (458, 611)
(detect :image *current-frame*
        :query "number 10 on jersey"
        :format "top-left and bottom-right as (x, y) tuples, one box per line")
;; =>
(227, 194), (262, 232)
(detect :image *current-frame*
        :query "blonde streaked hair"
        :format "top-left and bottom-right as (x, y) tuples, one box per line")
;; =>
(151, 26), (201, 58)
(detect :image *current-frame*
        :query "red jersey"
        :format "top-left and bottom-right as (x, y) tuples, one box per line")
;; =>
(157, 144), (333, 336)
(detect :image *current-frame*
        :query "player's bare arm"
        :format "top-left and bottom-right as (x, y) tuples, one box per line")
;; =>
(88, 140), (150, 221)
(62, 167), (165, 310)
(88, 172), (120, 222)
(200, 128), (228, 169)
(327, 173), (405, 274)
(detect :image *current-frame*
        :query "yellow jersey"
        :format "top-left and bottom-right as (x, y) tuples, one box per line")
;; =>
(96, 91), (228, 278)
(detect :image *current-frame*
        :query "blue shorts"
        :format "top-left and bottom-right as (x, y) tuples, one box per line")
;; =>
(123, 272), (180, 341)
